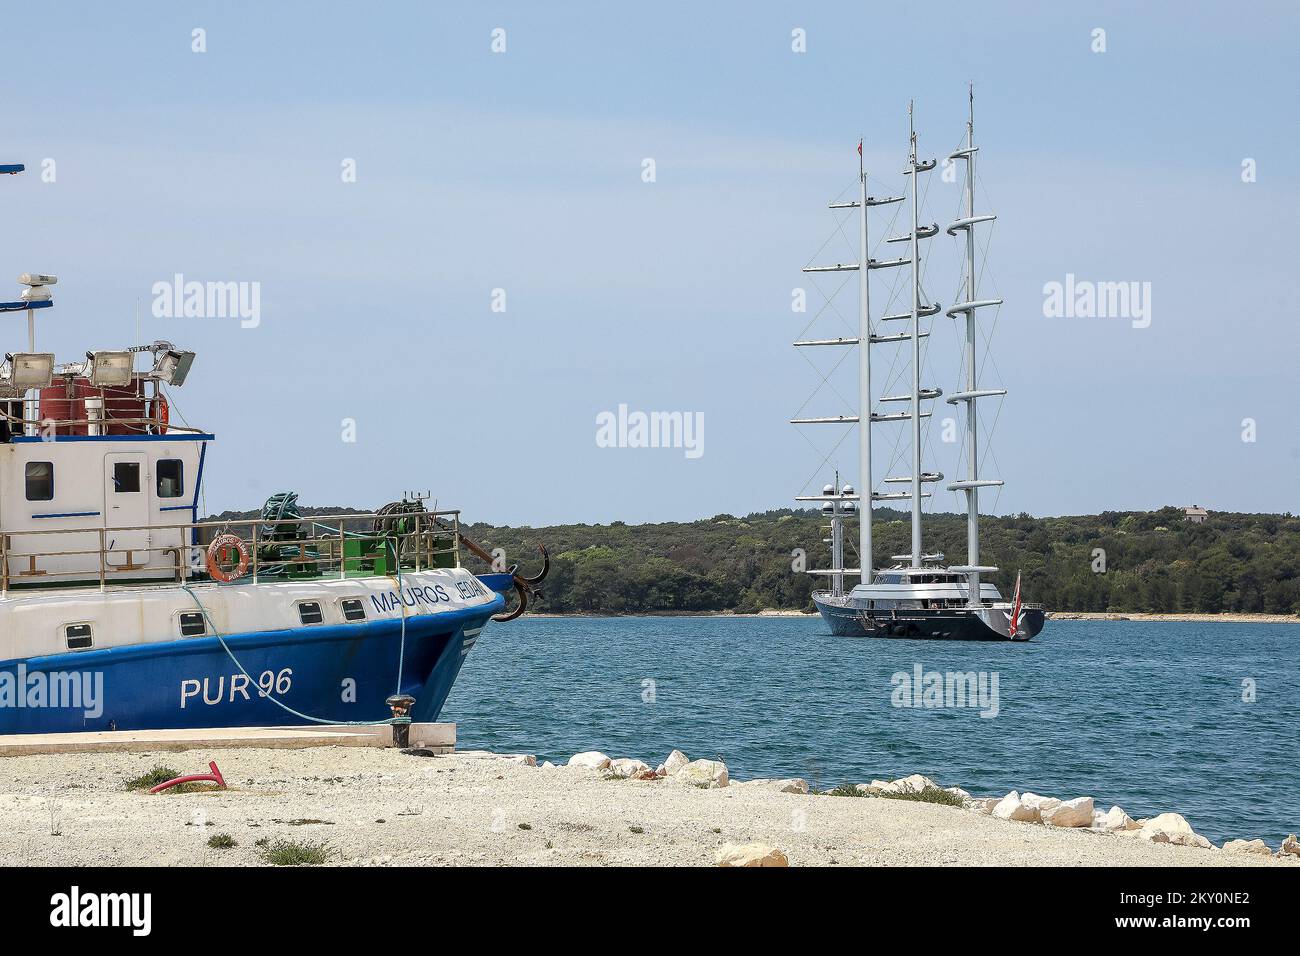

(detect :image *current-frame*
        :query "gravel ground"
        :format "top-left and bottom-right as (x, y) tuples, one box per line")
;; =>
(0, 747), (1290, 867)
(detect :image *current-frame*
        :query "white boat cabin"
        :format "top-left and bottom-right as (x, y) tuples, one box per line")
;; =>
(849, 565), (1004, 610)
(0, 433), (209, 588)
(0, 337), (208, 589)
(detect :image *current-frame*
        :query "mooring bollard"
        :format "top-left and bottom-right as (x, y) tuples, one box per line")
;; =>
(386, 694), (416, 748)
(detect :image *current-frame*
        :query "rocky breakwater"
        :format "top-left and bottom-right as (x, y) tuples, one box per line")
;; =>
(970, 788), (1300, 859)
(542, 749), (1299, 866)
(556, 748), (804, 865)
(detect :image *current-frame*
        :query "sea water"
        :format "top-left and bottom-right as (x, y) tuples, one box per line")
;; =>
(444, 617), (1299, 845)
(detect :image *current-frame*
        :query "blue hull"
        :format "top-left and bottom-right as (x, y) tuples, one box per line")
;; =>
(0, 595), (503, 734)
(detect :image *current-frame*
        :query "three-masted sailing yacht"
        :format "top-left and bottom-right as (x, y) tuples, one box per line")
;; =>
(793, 93), (1045, 641)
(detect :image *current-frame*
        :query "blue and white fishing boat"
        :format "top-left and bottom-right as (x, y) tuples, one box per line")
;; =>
(792, 92), (1045, 642)
(0, 161), (546, 733)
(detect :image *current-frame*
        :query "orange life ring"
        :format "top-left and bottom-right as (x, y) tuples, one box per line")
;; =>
(148, 395), (169, 434)
(207, 534), (249, 583)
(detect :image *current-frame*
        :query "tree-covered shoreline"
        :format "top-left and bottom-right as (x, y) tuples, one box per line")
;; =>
(457, 507), (1298, 616)
(207, 504), (1300, 615)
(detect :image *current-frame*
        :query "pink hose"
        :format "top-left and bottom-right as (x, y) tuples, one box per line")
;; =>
(149, 760), (227, 793)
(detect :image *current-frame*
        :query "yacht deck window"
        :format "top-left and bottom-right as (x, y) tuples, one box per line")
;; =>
(341, 599), (366, 622)
(179, 611), (207, 637)
(297, 601), (324, 625)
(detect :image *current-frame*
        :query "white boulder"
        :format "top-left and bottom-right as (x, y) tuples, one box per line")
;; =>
(1222, 839), (1272, 855)
(674, 758), (729, 789)
(877, 773), (939, 794)
(607, 758), (651, 778)
(1139, 812), (1213, 849)
(1280, 834), (1300, 857)
(1143, 811), (1195, 836)
(992, 791), (1040, 823)
(1020, 792), (1062, 812)
(567, 751), (611, 770)
(1041, 796), (1095, 828)
(663, 750), (690, 775)
(506, 754), (537, 767)
(966, 797), (999, 815)
(715, 843), (789, 867)
(945, 787), (972, 801)
(1092, 806), (1139, 831)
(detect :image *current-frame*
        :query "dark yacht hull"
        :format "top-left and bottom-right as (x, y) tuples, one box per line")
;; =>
(813, 594), (1045, 642)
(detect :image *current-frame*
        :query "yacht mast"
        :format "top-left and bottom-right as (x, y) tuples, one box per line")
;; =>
(856, 141), (872, 583)
(901, 105), (941, 567)
(793, 145), (904, 584)
(945, 84), (1006, 604)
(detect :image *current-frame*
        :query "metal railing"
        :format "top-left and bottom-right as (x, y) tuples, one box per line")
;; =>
(0, 406), (203, 437)
(0, 510), (461, 595)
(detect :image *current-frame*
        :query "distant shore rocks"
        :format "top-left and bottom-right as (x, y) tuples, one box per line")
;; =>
(548, 753), (1294, 860)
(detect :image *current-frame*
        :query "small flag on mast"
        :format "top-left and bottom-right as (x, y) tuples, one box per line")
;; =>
(857, 139), (863, 156)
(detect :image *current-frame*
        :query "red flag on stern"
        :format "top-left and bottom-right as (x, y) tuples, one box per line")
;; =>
(1010, 571), (1023, 636)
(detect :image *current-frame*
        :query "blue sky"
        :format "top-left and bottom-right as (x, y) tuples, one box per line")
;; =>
(1, 1), (1295, 524)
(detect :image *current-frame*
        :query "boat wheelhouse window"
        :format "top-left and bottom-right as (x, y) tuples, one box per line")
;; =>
(341, 599), (366, 622)
(157, 459), (185, 498)
(297, 601), (324, 625)
(179, 611), (206, 637)
(112, 461), (141, 493)
(25, 461), (54, 501)
(65, 623), (93, 650)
